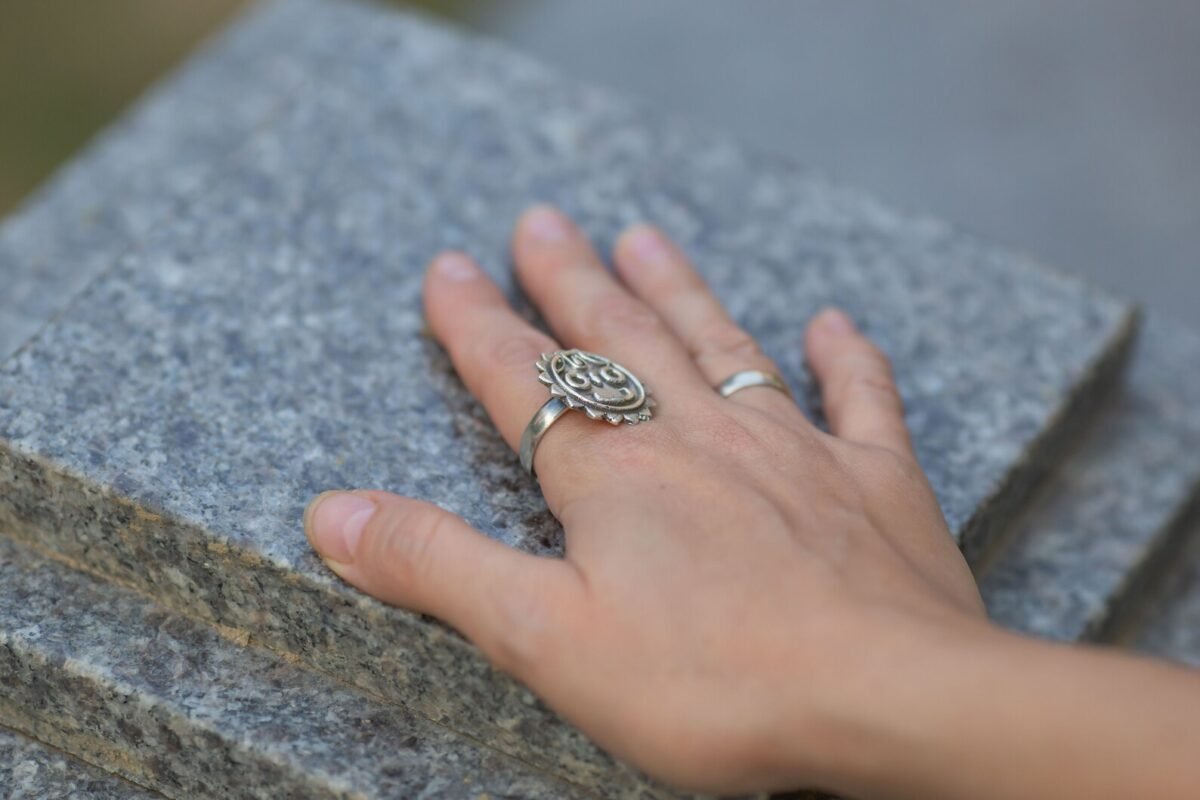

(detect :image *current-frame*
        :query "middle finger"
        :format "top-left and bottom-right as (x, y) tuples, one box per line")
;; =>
(614, 223), (800, 417)
(511, 206), (708, 401)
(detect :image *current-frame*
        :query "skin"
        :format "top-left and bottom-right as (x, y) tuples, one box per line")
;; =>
(304, 205), (1200, 798)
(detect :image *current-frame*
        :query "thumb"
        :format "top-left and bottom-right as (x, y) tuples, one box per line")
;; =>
(304, 490), (581, 679)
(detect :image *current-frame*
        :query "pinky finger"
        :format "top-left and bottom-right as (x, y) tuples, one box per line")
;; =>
(804, 308), (914, 457)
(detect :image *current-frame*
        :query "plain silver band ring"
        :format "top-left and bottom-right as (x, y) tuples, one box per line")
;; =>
(716, 369), (793, 400)
(519, 397), (570, 477)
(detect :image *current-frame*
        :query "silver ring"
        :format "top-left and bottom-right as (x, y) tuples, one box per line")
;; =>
(715, 369), (793, 400)
(519, 349), (655, 477)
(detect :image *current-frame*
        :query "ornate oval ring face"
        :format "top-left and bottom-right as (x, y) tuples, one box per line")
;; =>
(536, 349), (655, 425)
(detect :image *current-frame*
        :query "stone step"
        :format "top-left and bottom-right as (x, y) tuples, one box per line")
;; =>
(978, 317), (1200, 642)
(0, 535), (607, 800)
(0, 725), (162, 799)
(1128, 521), (1200, 666)
(0, 0), (1134, 789)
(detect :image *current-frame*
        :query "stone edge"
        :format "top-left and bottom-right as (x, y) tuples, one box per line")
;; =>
(962, 308), (1140, 567)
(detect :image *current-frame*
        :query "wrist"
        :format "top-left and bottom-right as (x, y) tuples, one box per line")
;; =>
(789, 601), (1005, 799)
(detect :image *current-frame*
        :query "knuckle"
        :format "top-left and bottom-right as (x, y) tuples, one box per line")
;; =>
(690, 409), (765, 460)
(586, 293), (663, 339)
(370, 503), (451, 586)
(832, 355), (902, 406)
(479, 332), (551, 372)
(692, 322), (762, 362)
(855, 373), (903, 406)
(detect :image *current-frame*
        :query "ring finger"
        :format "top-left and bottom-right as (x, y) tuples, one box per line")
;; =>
(423, 251), (610, 491)
(613, 224), (799, 416)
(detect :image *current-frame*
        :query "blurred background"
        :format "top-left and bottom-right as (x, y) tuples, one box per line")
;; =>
(1, 0), (1197, 319)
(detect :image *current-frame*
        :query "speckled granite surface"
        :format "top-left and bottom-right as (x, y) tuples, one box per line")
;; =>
(0, 536), (588, 800)
(0, 726), (160, 800)
(1132, 524), (1200, 667)
(980, 318), (1200, 641)
(0, 0), (316, 361)
(0, 0), (1133, 788)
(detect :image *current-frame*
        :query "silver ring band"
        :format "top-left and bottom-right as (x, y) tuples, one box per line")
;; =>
(716, 369), (792, 399)
(519, 349), (656, 478)
(519, 397), (570, 478)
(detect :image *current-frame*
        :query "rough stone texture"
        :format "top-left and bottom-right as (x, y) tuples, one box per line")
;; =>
(1131, 525), (1200, 667)
(0, 726), (160, 800)
(0, 536), (589, 800)
(979, 318), (1200, 641)
(0, 0), (313, 359)
(0, 0), (1134, 788)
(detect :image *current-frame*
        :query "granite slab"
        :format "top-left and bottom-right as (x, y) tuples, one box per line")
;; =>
(0, 0), (1134, 788)
(0, 0), (314, 359)
(979, 317), (1200, 641)
(0, 535), (594, 800)
(0, 725), (161, 800)
(1130, 524), (1200, 667)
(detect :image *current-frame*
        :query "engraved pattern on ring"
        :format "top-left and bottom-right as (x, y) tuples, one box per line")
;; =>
(535, 349), (655, 425)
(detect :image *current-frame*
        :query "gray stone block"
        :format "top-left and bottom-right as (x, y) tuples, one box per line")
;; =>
(0, 536), (592, 800)
(979, 317), (1200, 641)
(0, 725), (159, 800)
(0, 0), (1134, 787)
(0, 0), (314, 359)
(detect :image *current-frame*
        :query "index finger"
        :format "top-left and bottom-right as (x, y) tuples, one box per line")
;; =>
(423, 251), (560, 452)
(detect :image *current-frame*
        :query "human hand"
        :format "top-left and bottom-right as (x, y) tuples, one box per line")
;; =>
(304, 205), (986, 794)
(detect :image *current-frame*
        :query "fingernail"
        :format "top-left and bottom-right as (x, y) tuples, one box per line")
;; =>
(305, 492), (376, 564)
(522, 205), (572, 242)
(433, 252), (478, 282)
(815, 307), (857, 335)
(623, 224), (671, 266)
